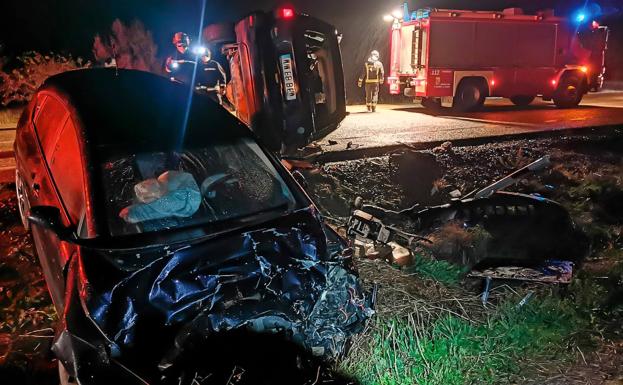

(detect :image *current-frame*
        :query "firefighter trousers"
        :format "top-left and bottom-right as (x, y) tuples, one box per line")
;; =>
(365, 83), (380, 107)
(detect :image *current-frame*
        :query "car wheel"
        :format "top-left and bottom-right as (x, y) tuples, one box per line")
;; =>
(510, 95), (535, 106)
(453, 79), (486, 112)
(15, 171), (30, 230)
(553, 74), (584, 108)
(59, 361), (77, 385)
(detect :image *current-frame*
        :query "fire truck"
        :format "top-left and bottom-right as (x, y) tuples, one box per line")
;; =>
(387, 7), (598, 111)
(166, 7), (346, 154)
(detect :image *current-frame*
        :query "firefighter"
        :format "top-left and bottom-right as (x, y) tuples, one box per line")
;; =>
(358, 50), (384, 112)
(172, 32), (191, 54)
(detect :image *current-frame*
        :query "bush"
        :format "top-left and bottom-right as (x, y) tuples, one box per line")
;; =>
(93, 19), (161, 73)
(0, 52), (85, 106)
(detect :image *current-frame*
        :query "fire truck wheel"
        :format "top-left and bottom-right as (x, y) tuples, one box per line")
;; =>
(453, 78), (486, 112)
(510, 95), (535, 106)
(553, 73), (584, 108)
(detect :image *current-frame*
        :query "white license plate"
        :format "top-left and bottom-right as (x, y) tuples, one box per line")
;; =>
(280, 54), (297, 101)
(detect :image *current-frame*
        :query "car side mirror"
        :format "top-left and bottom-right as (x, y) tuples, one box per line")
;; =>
(292, 170), (309, 189)
(28, 206), (73, 239)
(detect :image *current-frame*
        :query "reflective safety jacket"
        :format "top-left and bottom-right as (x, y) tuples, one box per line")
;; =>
(359, 60), (385, 84)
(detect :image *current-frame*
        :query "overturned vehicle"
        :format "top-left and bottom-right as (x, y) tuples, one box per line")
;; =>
(165, 7), (347, 155)
(14, 69), (371, 384)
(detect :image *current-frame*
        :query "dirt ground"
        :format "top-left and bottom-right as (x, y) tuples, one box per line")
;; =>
(0, 131), (622, 384)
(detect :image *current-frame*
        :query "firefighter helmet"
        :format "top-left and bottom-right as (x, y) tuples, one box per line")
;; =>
(172, 32), (190, 54)
(370, 50), (380, 61)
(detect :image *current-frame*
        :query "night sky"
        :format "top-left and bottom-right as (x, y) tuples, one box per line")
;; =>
(1, 0), (622, 94)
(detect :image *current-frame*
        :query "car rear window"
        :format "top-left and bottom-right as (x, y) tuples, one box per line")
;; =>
(100, 138), (297, 237)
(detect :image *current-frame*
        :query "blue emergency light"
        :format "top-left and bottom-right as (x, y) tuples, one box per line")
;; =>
(403, 2), (430, 22)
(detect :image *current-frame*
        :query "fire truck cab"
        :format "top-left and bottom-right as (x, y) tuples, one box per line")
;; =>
(388, 7), (596, 111)
(579, 22), (610, 92)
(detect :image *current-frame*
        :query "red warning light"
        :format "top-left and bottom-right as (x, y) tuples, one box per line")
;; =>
(280, 7), (295, 19)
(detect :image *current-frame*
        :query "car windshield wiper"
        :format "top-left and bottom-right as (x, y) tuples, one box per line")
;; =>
(237, 202), (292, 225)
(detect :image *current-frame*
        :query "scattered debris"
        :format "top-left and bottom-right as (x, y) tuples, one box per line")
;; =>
(345, 141), (359, 150)
(346, 156), (588, 283)
(470, 260), (574, 283)
(466, 155), (551, 199)
(515, 291), (535, 310)
(389, 150), (443, 204)
(481, 276), (492, 305)
(328, 140), (338, 146)
(432, 141), (453, 154)
(448, 189), (462, 199)
(387, 242), (412, 266)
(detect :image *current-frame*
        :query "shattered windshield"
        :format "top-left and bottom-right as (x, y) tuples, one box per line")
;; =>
(100, 138), (297, 237)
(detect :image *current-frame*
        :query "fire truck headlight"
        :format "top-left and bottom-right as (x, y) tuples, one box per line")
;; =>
(383, 14), (394, 22)
(391, 9), (404, 19)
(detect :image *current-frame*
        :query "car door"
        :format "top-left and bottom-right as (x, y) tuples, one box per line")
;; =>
(29, 94), (85, 313)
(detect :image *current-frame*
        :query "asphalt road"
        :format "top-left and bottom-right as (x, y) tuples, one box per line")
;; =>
(318, 91), (623, 153)
(0, 92), (621, 181)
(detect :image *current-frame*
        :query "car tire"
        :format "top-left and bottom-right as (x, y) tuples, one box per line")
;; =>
(15, 171), (30, 230)
(453, 78), (486, 112)
(510, 95), (535, 106)
(59, 361), (77, 385)
(553, 73), (585, 108)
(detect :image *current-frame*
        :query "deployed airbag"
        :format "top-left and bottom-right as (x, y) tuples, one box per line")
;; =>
(120, 171), (201, 224)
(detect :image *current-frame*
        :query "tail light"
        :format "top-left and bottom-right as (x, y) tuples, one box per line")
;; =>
(277, 7), (295, 19)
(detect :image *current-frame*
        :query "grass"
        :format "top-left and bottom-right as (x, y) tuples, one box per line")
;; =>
(0, 107), (23, 126)
(341, 251), (619, 385)
(342, 292), (585, 385)
(406, 254), (466, 285)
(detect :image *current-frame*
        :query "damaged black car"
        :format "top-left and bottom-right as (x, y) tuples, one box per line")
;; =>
(14, 69), (372, 384)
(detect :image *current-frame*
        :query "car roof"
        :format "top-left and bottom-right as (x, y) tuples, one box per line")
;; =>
(41, 68), (251, 156)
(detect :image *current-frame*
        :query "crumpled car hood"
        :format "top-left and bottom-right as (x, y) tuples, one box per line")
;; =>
(57, 207), (372, 383)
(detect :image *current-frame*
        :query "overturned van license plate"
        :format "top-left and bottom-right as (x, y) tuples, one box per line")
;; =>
(280, 54), (297, 101)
